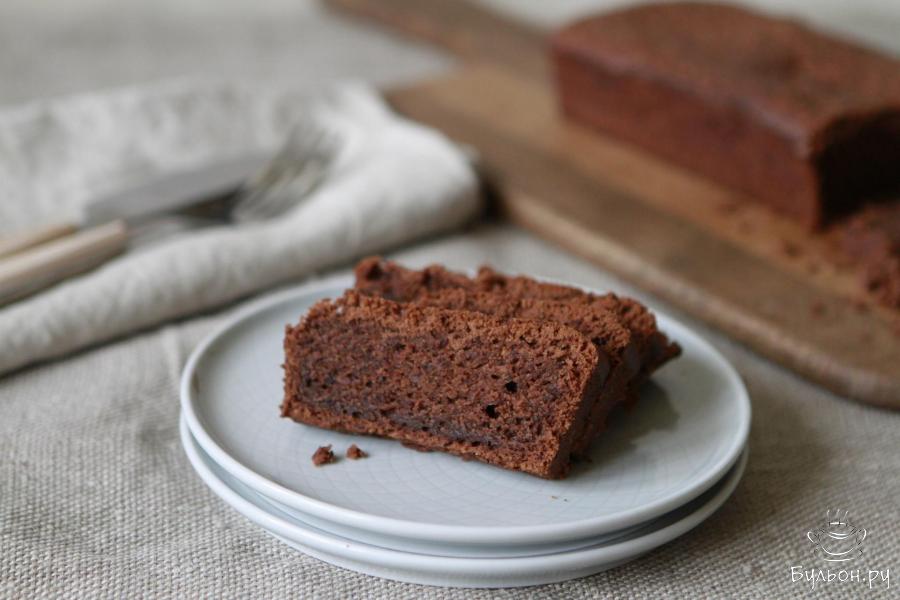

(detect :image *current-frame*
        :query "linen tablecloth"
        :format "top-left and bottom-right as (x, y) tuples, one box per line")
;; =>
(4, 221), (899, 598)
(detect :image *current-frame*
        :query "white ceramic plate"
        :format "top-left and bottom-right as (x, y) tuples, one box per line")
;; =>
(181, 275), (750, 548)
(181, 417), (748, 588)
(261, 493), (648, 558)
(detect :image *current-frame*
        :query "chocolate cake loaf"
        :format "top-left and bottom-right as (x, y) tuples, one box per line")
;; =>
(354, 258), (680, 452)
(551, 2), (900, 228)
(282, 291), (611, 479)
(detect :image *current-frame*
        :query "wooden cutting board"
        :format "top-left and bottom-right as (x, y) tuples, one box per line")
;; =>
(330, 0), (900, 408)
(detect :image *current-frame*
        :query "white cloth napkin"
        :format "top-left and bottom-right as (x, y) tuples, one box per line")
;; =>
(0, 82), (480, 375)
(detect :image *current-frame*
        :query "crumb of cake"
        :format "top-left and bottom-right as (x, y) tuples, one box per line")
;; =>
(810, 301), (826, 317)
(312, 445), (335, 466)
(346, 444), (367, 460)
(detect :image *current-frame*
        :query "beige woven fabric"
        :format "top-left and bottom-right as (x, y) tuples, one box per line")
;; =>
(3, 223), (899, 598)
(0, 82), (478, 376)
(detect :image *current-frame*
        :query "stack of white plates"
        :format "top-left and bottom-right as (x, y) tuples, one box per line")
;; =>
(180, 276), (751, 588)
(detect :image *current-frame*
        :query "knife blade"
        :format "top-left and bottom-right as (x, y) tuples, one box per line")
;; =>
(82, 152), (272, 227)
(0, 151), (273, 305)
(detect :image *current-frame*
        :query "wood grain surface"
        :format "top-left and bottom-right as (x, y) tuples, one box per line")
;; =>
(329, 0), (900, 408)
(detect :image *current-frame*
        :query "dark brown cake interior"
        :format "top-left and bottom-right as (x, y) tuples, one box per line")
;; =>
(354, 258), (681, 455)
(357, 281), (640, 455)
(282, 291), (609, 478)
(473, 266), (681, 382)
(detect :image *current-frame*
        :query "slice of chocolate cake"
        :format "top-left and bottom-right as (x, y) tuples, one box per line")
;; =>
(474, 266), (682, 385)
(282, 291), (611, 479)
(355, 283), (639, 456)
(354, 258), (681, 451)
(354, 257), (681, 385)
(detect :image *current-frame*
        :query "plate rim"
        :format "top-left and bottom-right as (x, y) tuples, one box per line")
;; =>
(180, 416), (748, 586)
(180, 274), (751, 545)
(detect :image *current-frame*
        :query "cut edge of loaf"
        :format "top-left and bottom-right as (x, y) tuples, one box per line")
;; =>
(282, 290), (611, 478)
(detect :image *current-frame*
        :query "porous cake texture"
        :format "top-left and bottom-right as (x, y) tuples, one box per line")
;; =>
(282, 291), (610, 479)
(354, 258), (681, 452)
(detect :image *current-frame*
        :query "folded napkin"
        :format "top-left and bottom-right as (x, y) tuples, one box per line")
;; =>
(0, 82), (480, 375)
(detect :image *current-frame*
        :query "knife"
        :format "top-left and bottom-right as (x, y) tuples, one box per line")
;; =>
(0, 153), (272, 305)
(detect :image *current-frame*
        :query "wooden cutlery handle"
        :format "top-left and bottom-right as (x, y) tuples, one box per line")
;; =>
(0, 220), (129, 306)
(0, 222), (79, 259)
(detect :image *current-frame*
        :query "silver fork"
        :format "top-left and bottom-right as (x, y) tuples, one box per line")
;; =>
(0, 117), (342, 306)
(231, 119), (342, 222)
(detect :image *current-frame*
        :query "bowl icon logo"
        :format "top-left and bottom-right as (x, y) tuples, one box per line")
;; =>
(807, 509), (866, 563)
